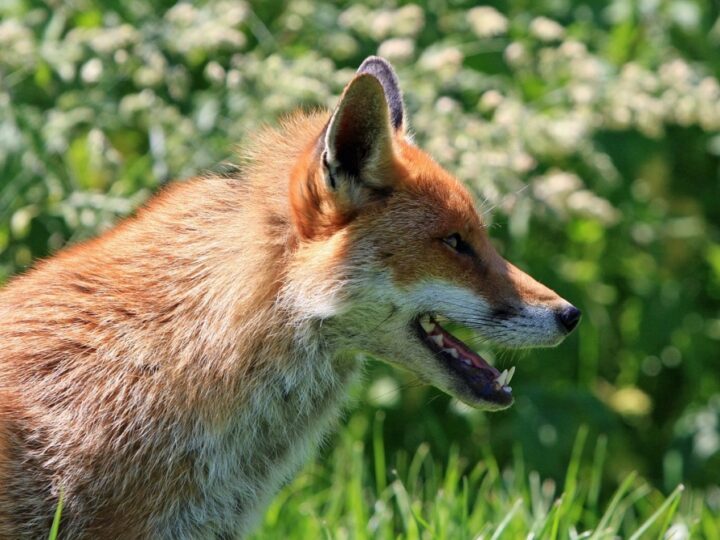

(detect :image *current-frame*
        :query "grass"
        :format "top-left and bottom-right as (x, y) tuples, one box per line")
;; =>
(250, 418), (718, 540)
(48, 489), (63, 540)
(46, 418), (718, 539)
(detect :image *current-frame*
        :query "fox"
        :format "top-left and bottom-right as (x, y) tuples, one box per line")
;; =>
(0, 56), (580, 538)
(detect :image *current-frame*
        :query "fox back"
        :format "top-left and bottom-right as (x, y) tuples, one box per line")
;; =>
(0, 57), (579, 538)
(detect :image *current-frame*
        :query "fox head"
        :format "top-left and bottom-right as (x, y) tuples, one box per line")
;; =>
(286, 57), (580, 410)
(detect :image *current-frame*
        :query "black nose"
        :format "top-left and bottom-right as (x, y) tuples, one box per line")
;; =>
(557, 305), (582, 333)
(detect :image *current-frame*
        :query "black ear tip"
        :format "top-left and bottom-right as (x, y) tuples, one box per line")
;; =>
(357, 57), (400, 87)
(356, 56), (404, 131)
(358, 56), (395, 72)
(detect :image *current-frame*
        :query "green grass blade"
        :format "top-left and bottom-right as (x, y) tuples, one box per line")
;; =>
(48, 490), (64, 540)
(588, 435), (607, 513)
(373, 410), (387, 495)
(590, 471), (638, 539)
(646, 485), (684, 540)
(391, 479), (421, 540)
(549, 495), (564, 540)
(490, 498), (523, 540)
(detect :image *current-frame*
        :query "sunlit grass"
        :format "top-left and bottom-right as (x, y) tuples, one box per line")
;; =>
(44, 420), (717, 539)
(250, 419), (716, 540)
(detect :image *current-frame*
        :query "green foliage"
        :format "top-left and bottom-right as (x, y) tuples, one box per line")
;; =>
(248, 417), (714, 538)
(2, 0), (719, 533)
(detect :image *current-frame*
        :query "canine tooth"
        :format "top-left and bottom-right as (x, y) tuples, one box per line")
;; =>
(430, 334), (444, 347)
(496, 369), (508, 386)
(420, 319), (435, 333)
(442, 348), (459, 358)
(504, 386), (512, 392)
(506, 366), (515, 383)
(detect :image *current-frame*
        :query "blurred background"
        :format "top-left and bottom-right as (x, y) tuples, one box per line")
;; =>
(1, 0), (719, 527)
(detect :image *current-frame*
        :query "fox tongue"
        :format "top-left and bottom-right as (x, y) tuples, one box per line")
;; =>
(429, 326), (500, 377)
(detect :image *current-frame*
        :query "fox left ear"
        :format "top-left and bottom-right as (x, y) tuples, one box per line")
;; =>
(290, 58), (405, 239)
(322, 57), (405, 188)
(323, 74), (394, 190)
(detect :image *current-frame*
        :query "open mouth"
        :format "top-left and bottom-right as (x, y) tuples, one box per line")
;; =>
(414, 314), (514, 408)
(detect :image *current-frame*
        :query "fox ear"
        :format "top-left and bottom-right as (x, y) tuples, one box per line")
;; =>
(356, 56), (405, 132)
(290, 60), (404, 239)
(323, 72), (396, 188)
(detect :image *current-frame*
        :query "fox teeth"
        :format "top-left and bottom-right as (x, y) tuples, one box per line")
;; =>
(507, 366), (515, 384)
(430, 334), (444, 347)
(442, 348), (459, 358)
(420, 318), (435, 333)
(496, 369), (509, 386)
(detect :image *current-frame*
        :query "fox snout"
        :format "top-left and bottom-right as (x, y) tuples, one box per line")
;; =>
(557, 305), (582, 333)
(455, 252), (581, 348)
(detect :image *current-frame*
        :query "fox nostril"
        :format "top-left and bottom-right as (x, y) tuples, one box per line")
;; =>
(557, 305), (582, 333)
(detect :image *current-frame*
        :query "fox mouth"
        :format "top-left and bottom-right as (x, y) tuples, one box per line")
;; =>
(414, 314), (514, 409)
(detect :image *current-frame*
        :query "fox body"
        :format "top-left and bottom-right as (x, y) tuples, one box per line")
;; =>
(0, 58), (579, 538)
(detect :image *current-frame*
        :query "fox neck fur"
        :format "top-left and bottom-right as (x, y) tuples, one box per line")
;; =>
(0, 112), (366, 538)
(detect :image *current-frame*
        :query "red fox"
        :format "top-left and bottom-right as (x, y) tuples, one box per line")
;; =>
(0, 57), (580, 538)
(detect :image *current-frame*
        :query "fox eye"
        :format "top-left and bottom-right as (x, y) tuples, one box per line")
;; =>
(443, 233), (460, 249)
(442, 233), (475, 257)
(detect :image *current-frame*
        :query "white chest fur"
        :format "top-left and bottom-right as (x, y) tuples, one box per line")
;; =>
(158, 350), (360, 538)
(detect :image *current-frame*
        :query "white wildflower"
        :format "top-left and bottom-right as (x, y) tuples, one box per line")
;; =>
(0, 19), (34, 59)
(546, 117), (587, 152)
(566, 190), (620, 224)
(569, 83), (595, 105)
(479, 90), (504, 112)
(435, 97), (458, 114)
(88, 24), (139, 54)
(378, 38), (415, 62)
(205, 61), (226, 84)
(559, 39), (587, 58)
(370, 10), (394, 40)
(530, 16), (565, 42)
(226, 69), (242, 89)
(119, 90), (157, 117)
(338, 5), (369, 30)
(394, 4), (425, 37)
(659, 59), (693, 88)
(572, 56), (605, 81)
(324, 33), (358, 60)
(511, 152), (536, 173)
(419, 46), (463, 74)
(165, 3), (199, 25)
(468, 6), (508, 38)
(674, 95), (696, 126)
(134, 50), (167, 87)
(533, 171), (582, 202)
(58, 63), (76, 82)
(80, 58), (103, 84)
(504, 42), (527, 66)
(114, 49), (128, 64)
(214, 0), (248, 27)
(698, 77), (720, 101)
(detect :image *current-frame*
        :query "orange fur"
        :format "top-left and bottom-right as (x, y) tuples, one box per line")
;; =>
(0, 58), (577, 538)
